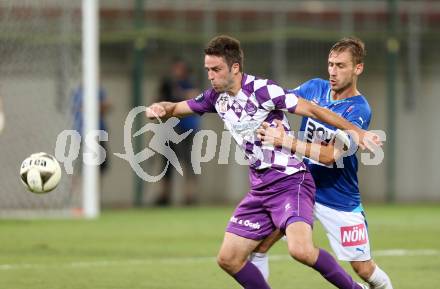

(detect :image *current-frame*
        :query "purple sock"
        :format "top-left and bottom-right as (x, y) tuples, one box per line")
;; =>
(312, 249), (362, 289)
(233, 261), (271, 289)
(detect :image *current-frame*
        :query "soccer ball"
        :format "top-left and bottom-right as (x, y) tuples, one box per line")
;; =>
(20, 152), (62, 194)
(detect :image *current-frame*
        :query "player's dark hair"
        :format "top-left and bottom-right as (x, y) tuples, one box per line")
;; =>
(204, 35), (244, 72)
(330, 37), (366, 65)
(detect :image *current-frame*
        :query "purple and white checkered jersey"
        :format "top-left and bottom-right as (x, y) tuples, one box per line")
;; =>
(187, 74), (306, 176)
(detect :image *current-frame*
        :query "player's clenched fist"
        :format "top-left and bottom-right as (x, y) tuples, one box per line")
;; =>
(145, 103), (166, 119)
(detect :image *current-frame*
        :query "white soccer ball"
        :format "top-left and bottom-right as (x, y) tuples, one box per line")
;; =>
(20, 152), (62, 194)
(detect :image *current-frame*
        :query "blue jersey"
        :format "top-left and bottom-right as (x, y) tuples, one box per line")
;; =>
(290, 78), (371, 212)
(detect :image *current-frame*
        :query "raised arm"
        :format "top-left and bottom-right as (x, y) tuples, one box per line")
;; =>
(145, 100), (194, 120)
(294, 98), (380, 150)
(294, 98), (359, 134)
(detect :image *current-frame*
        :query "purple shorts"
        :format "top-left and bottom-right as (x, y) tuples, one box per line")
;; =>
(226, 170), (315, 240)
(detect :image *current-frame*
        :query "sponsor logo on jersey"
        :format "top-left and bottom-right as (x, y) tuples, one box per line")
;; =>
(231, 120), (260, 140)
(304, 118), (336, 145)
(244, 101), (257, 115)
(340, 223), (368, 247)
(302, 118), (336, 167)
(232, 102), (242, 114)
(217, 95), (229, 113)
(195, 93), (204, 102)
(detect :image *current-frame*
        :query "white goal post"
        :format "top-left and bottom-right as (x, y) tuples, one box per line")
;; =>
(0, 0), (100, 218)
(82, 0), (100, 219)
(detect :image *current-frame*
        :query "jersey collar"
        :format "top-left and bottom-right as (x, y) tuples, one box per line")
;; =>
(326, 87), (362, 104)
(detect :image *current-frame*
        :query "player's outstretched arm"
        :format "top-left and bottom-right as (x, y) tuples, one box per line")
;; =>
(145, 100), (194, 120)
(293, 98), (381, 151)
(257, 120), (347, 165)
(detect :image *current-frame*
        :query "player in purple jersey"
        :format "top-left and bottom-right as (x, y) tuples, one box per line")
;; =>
(146, 35), (380, 289)
(255, 38), (393, 289)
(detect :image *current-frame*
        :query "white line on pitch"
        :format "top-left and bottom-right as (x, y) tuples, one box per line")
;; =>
(0, 249), (438, 271)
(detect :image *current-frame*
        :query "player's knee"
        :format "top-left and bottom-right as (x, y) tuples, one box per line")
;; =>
(288, 243), (316, 266)
(217, 252), (241, 274)
(351, 260), (376, 280)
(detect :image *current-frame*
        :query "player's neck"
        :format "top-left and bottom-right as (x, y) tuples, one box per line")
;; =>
(331, 85), (359, 101)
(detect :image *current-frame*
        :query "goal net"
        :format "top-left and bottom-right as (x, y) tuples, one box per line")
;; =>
(0, 0), (84, 218)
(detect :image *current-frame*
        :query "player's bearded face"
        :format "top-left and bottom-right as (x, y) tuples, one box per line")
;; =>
(205, 55), (235, 93)
(328, 51), (358, 93)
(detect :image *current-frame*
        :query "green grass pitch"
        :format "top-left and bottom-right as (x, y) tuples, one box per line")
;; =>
(0, 204), (439, 289)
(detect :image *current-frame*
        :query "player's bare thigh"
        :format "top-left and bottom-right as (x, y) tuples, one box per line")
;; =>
(285, 221), (319, 266)
(254, 229), (283, 253)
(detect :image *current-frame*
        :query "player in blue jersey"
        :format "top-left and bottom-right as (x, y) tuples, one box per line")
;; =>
(146, 35), (379, 289)
(254, 37), (393, 289)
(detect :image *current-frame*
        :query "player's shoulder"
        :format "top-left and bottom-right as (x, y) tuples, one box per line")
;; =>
(351, 95), (371, 114)
(242, 73), (287, 105)
(195, 87), (219, 103)
(344, 95), (372, 128)
(292, 78), (329, 101)
(242, 73), (279, 92)
(296, 78), (329, 90)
